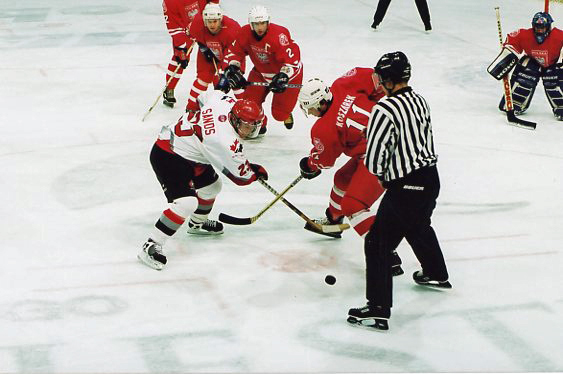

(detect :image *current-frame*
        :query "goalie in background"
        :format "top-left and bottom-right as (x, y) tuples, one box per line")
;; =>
(487, 12), (563, 120)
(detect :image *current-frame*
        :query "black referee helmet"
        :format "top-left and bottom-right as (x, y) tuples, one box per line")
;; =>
(374, 51), (411, 84)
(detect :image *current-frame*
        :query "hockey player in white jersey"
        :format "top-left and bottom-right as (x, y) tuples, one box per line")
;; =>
(139, 91), (268, 270)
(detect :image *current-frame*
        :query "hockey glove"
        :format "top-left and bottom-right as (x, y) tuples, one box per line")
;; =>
(299, 157), (321, 180)
(198, 43), (218, 63)
(216, 74), (231, 93)
(269, 72), (289, 93)
(174, 46), (189, 68)
(224, 65), (248, 90)
(250, 163), (268, 180)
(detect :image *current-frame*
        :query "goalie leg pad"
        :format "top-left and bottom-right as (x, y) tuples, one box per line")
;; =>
(499, 56), (541, 114)
(488, 48), (518, 80)
(542, 65), (563, 119)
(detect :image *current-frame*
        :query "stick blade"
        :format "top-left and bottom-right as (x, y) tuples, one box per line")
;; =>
(506, 110), (536, 130)
(218, 213), (252, 225)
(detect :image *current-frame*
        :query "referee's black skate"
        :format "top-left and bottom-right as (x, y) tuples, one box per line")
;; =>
(347, 304), (390, 331)
(391, 250), (404, 276)
(413, 270), (452, 289)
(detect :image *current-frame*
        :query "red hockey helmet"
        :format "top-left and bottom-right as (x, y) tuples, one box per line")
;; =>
(229, 99), (264, 139)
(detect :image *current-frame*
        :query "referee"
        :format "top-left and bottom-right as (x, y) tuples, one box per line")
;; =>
(347, 51), (451, 331)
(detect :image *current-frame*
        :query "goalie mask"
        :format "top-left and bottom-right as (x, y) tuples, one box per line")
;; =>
(298, 78), (333, 118)
(532, 12), (553, 44)
(229, 100), (264, 139)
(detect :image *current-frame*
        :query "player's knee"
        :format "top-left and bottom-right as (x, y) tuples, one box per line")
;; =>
(513, 57), (541, 88)
(197, 178), (222, 200)
(170, 196), (198, 218)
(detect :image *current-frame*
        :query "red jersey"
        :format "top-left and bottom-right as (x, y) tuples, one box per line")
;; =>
(224, 23), (302, 82)
(335, 67), (385, 102)
(307, 82), (379, 171)
(163, 0), (219, 47)
(189, 14), (241, 62)
(504, 27), (563, 67)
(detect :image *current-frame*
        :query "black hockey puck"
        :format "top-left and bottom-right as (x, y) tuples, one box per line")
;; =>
(325, 275), (336, 285)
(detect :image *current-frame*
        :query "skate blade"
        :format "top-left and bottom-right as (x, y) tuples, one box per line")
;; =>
(347, 316), (389, 331)
(137, 253), (165, 271)
(186, 229), (224, 236)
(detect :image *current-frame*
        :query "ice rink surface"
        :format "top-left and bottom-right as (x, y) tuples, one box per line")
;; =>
(1, 0), (563, 372)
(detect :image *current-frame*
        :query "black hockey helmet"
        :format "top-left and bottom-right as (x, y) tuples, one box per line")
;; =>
(531, 11), (553, 44)
(374, 51), (411, 84)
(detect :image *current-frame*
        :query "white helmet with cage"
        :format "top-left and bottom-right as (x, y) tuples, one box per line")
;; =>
(298, 78), (333, 117)
(248, 5), (270, 29)
(203, 3), (223, 23)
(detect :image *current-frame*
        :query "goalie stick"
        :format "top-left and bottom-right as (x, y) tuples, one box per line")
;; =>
(495, 7), (537, 130)
(142, 42), (195, 122)
(219, 175), (303, 225)
(257, 178), (350, 236)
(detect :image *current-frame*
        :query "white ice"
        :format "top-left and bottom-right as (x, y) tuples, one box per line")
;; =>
(1, 0), (563, 372)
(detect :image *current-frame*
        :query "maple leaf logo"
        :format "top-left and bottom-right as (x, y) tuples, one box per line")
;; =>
(230, 139), (241, 153)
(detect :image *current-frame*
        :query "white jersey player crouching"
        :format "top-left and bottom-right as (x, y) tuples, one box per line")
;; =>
(139, 91), (268, 270)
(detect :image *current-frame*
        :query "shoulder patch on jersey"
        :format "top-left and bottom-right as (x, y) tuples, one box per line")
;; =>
(342, 68), (357, 78)
(313, 137), (324, 153)
(508, 30), (520, 38)
(279, 33), (289, 46)
(218, 114), (227, 122)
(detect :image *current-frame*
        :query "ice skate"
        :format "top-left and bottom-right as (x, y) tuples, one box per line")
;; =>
(283, 113), (294, 129)
(187, 218), (224, 235)
(347, 304), (390, 331)
(413, 270), (452, 289)
(137, 239), (167, 270)
(163, 89), (176, 108)
(304, 208), (343, 238)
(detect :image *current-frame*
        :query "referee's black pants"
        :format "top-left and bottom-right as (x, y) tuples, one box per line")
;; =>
(364, 165), (448, 310)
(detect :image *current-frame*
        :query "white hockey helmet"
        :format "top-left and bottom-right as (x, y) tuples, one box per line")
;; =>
(248, 5), (270, 29)
(203, 3), (223, 23)
(298, 78), (333, 117)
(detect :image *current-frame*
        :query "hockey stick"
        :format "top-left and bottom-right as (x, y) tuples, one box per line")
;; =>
(247, 81), (303, 89)
(257, 178), (350, 235)
(219, 175), (303, 225)
(495, 7), (537, 130)
(142, 42), (195, 122)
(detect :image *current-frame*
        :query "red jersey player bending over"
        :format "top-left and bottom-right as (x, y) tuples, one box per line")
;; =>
(297, 68), (403, 276)
(162, 0), (219, 108)
(488, 11), (563, 120)
(185, 4), (243, 114)
(217, 5), (303, 136)
(139, 91), (268, 270)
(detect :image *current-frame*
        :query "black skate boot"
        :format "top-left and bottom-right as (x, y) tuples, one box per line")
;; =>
(413, 270), (452, 289)
(304, 208), (344, 238)
(187, 218), (224, 235)
(137, 239), (167, 270)
(163, 89), (176, 108)
(391, 250), (404, 276)
(283, 113), (294, 129)
(347, 304), (390, 331)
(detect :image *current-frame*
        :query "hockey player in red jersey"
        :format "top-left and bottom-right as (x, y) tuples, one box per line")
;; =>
(162, 0), (219, 108)
(488, 12), (563, 120)
(218, 5), (303, 135)
(138, 91), (268, 270)
(297, 69), (403, 275)
(185, 3), (243, 114)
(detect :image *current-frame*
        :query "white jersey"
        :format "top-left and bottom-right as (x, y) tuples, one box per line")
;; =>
(157, 91), (256, 185)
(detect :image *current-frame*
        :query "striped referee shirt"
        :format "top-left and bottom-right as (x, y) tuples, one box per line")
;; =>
(365, 86), (437, 182)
